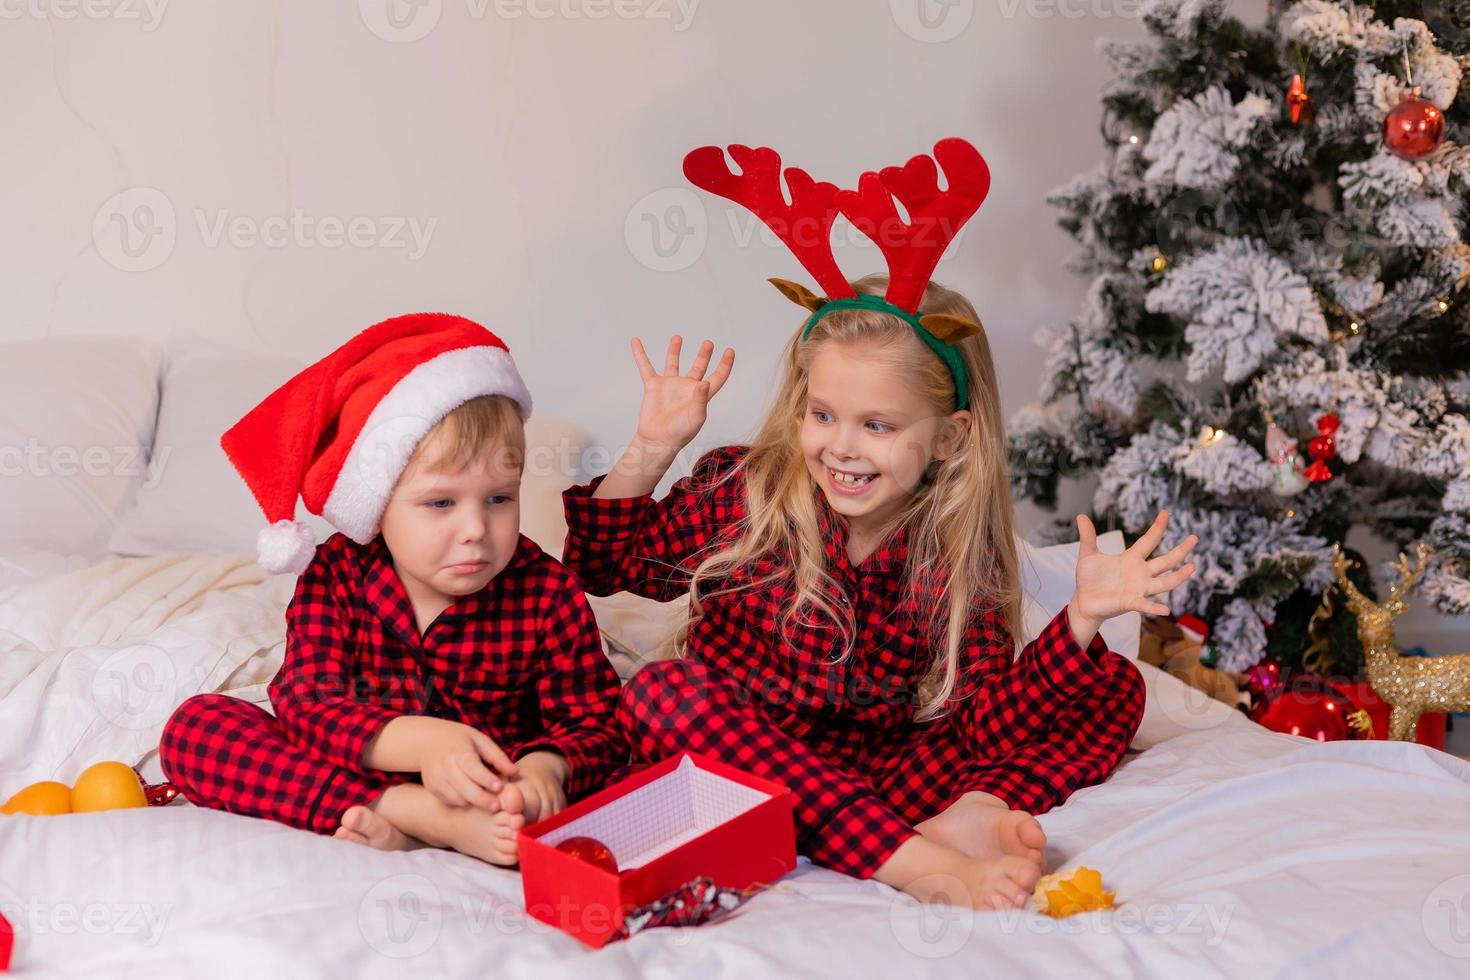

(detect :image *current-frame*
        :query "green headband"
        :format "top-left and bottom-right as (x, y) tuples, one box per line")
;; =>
(799, 294), (971, 410)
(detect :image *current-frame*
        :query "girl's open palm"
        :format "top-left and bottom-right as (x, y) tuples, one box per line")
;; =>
(1071, 510), (1198, 626)
(631, 336), (735, 450)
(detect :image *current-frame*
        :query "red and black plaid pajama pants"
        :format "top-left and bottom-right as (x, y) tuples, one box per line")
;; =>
(617, 652), (1145, 880)
(159, 694), (411, 834)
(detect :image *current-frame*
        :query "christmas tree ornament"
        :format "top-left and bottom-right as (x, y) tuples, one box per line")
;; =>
(1251, 675), (1360, 741)
(1302, 412), (1339, 483)
(1286, 73), (1314, 126)
(1331, 544), (1470, 740)
(1033, 866), (1116, 917)
(556, 835), (620, 873)
(1243, 657), (1283, 706)
(1384, 87), (1446, 160)
(1265, 421), (1310, 496)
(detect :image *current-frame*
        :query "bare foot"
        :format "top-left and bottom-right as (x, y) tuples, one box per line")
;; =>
(876, 834), (1041, 911)
(333, 803), (417, 851)
(496, 780), (527, 821)
(371, 782), (526, 866)
(917, 792), (1046, 865)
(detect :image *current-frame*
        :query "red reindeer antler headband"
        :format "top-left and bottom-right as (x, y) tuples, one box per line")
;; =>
(683, 138), (991, 408)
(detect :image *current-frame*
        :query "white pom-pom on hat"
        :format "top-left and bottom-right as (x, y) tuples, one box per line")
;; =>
(257, 520), (317, 574)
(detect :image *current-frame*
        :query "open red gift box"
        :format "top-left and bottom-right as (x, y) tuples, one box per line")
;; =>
(518, 753), (797, 947)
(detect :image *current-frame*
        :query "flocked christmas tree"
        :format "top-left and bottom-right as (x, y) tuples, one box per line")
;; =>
(1009, 0), (1470, 676)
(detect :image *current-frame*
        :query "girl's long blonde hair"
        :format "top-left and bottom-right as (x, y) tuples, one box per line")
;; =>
(678, 275), (1022, 721)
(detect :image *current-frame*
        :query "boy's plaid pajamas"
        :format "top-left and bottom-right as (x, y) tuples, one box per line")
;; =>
(562, 446), (1144, 878)
(160, 533), (626, 834)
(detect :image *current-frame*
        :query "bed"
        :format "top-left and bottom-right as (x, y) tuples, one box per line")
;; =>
(3, 336), (1469, 977)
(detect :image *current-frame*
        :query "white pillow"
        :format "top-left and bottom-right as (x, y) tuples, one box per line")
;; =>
(109, 336), (590, 559)
(520, 414), (588, 558)
(1130, 659), (1249, 752)
(0, 336), (160, 558)
(1017, 529), (1141, 660)
(108, 338), (333, 557)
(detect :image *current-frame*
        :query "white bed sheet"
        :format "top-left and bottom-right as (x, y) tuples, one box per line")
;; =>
(3, 553), (1470, 978)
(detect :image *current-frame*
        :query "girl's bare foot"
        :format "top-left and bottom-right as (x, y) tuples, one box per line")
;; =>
(876, 834), (1041, 911)
(916, 791), (1046, 865)
(333, 803), (418, 851)
(371, 782), (527, 866)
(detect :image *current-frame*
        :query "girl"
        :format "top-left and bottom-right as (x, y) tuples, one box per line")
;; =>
(561, 141), (1197, 910)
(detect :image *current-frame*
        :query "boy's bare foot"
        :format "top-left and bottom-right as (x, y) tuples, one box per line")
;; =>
(371, 782), (527, 866)
(333, 803), (418, 851)
(916, 791), (1046, 865)
(496, 779), (526, 820)
(876, 834), (1041, 911)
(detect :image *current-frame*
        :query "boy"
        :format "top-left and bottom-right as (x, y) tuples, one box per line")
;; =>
(160, 313), (624, 865)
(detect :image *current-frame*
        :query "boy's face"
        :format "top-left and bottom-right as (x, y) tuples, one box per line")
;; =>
(377, 421), (524, 601)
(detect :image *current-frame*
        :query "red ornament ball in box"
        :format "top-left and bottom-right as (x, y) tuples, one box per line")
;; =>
(556, 836), (619, 873)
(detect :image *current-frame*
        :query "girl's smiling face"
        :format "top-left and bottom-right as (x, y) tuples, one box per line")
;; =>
(799, 342), (970, 543)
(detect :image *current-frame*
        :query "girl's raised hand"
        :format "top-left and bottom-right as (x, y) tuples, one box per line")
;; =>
(1070, 510), (1198, 631)
(630, 336), (734, 451)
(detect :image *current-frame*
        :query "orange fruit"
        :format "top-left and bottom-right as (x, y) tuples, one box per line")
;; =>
(1, 780), (73, 815)
(69, 761), (146, 812)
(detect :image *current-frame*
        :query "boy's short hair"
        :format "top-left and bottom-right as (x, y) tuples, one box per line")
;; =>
(420, 394), (527, 475)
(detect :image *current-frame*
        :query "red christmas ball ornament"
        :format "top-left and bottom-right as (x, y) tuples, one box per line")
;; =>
(1251, 675), (1365, 742)
(1286, 73), (1314, 126)
(556, 835), (619, 873)
(1243, 658), (1283, 704)
(1307, 434), (1336, 460)
(1384, 89), (1446, 160)
(1303, 412), (1339, 483)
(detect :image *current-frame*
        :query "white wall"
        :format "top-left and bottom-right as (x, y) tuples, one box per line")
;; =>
(3, 0), (1219, 490)
(29, 3), (1463, 654)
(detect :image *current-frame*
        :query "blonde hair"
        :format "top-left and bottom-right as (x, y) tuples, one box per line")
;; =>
(419, 394), (527, 473)
(680, 275), (1022, 721)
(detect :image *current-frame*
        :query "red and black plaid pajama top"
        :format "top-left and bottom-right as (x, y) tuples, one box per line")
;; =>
(561, 445), (1144, 879)
(159, 532), (626, 834)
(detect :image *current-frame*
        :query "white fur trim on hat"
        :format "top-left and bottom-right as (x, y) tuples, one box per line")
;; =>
(258, 519), (317, 574)
(321, 345), (533, 544)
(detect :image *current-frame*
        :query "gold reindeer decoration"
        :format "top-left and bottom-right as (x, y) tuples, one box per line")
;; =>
(1330, 542), (1470, 741)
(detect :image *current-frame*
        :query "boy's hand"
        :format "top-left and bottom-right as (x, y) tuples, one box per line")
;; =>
(511, 751), (569, 824)
(416, 719), (518, 811)
(630, 336), (734, 452)
(1069, 509), (1198, 639)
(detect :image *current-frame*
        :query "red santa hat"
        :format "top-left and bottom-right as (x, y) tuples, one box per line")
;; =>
(221, 312), (533, 574)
